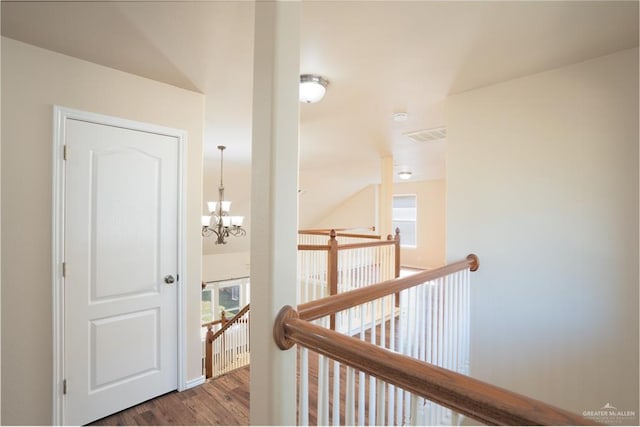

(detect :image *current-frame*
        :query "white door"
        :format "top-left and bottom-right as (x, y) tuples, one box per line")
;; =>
(63, 118), (179, 425)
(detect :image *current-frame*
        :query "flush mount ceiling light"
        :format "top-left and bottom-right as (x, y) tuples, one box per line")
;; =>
(300, 74), (329, 103)
(398, 170), (413, 180)
(392, 112), (409, 122)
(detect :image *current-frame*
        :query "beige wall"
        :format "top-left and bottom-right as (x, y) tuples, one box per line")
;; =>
(312, 180), (446, 270)
(313, 184), (378, 230)
(447, 48), (638, 422)
(1, 38), (205, 425)
(202, 252), (250, 283)
(395, 179), (446, 269)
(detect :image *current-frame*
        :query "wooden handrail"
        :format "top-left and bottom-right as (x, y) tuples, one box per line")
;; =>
(274, 306), (598, 426)
(336, 239), (397, 251)
(201, 318), (224, 329)
(209, 303), (251, 343)
(297, 240), (397, 251)
(298, 227), (381, 240)
(297, 244), (331, 251)
(298, 254), (479, 322)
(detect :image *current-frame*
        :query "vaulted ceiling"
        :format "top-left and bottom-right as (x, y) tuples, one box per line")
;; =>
(3, 1), (638, 231)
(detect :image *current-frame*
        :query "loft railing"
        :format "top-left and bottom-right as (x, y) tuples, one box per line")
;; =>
(298, 226), (380, 245)
(297, 229), (400, 313)
(274, 255), (598, 426)
(292, 255), (475, 425)
(203, 303), (250, 379)
(201, 228), (397, 380)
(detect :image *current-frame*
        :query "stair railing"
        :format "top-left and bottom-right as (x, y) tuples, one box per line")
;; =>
(275, 255), (597, 426)
(204, 303), (250, 379)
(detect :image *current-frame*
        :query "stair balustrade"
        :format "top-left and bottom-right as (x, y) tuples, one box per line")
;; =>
(275, 254), (598, 426)
(203, 304), (250, 379)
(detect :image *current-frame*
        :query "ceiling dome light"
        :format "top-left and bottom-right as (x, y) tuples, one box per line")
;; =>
(300, 74), (329, 103)
(393, 112), (409, 122)
(398, 171), (412, 180)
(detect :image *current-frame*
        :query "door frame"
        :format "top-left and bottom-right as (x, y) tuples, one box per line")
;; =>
(51, 106), (188, 425)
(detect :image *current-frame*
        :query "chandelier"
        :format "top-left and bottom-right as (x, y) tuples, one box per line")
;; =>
(201, 145), (246, 244)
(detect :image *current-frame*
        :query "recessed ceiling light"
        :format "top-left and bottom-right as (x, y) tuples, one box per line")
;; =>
(392, 112), (409, 122)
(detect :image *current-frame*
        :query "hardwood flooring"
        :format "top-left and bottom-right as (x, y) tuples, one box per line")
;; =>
(89, 366), (250, 426)
(89, 319), (398, 426)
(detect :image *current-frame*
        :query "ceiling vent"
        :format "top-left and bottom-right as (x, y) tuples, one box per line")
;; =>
(403, 127), (447, 143)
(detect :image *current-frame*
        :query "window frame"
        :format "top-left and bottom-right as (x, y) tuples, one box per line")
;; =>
(392, 193), (418, 248)
(201, 276), (250, 323)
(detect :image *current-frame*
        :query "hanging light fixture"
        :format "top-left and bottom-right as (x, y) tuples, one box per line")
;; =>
(202, 145), (246, 244)
(300, 74), (329, 103)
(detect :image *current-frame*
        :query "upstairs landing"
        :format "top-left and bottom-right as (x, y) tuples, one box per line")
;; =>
(90, 367), (250, 426)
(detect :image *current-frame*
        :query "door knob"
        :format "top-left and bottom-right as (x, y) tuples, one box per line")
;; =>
(164, 275), (175, 284)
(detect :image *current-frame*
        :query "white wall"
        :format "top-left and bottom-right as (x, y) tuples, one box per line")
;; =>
(1, 37), (205, 425)
(447, 48), (638, 422)
(313, 184), (378, 230)
(395, 179), (446, 269)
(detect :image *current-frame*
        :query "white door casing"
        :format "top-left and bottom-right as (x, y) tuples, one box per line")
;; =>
(52, 107), (187, 425)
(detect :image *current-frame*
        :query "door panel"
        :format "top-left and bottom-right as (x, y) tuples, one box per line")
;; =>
(90, 308), (159, 389)
(64, 118), (178, 425)
(90, 147), (161, 300)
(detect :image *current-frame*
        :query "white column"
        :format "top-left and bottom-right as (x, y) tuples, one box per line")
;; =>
(250, 1), (300, 425)
(0, 7), (3, 420)
(378, 155), (393, 237)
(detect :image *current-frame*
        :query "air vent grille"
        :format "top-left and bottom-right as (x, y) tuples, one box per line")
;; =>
(403, 127), (447, 143)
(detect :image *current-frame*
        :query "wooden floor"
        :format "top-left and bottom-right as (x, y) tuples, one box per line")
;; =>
(90, 319), (398, 426)
(90, 366), (250, 426)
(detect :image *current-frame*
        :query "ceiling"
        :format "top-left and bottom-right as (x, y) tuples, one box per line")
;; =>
(2, 0), (638, 227)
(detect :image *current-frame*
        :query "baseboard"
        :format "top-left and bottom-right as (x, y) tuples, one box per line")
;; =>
(184, 375), (205, 390)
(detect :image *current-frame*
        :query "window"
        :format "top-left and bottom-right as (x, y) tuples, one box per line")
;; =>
(201, 276), (250, 323)
(393, 194), (417, 247)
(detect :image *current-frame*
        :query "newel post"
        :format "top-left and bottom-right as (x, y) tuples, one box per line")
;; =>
(205, 325), (213, 379)
(387, 227), (401, 279)
(327, 229), (339, 330)
(220, 310), (227, 326)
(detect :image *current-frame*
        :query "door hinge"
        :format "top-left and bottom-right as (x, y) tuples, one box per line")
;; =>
(62, 262), (66, 278)
(63, 379), (67, 395)
(63, 145), (68, 160)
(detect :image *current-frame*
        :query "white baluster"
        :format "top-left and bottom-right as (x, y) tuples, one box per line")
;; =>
(377, 295), (387, 425)
(388, 293), (396, 425)
(437, 277), (444, 368)
(368, 301), (377, 426)
(333, 360), (340, 426)
(318, 353), (329, 426)
(346, 306), (356, 425)
(358, 303), (366, 426)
